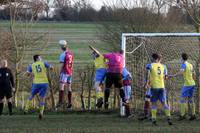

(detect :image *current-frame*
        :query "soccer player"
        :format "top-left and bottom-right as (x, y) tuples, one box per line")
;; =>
(24, 55), (53, 119)
(170, 53), (196, 120)
(145, 53), (172, 126)
(103, 50), (129, 111)
(0, 60), (14, 115)
(90, 47), (107, 109)
(122, 67), (132, 117)
(57, 40), (74, 109)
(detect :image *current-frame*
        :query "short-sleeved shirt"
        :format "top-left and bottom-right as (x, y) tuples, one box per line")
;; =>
(122, 68), (132, 80)
(59, 50), (74, 75)
(103, 53), (124, 73)
(94, 55), (107, 69)
(146, 63), (167, 89)
(181, 61), (195, 86)
(27, 61), (51, 84)
(0, 68), (14, 89)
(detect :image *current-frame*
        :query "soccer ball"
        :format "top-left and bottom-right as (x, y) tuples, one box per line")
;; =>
(59, 40), (67, 47)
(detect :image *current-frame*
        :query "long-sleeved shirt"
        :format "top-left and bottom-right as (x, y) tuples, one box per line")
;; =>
(0, 67), (14, 89)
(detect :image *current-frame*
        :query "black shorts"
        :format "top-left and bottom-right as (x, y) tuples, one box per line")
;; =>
(0, 88), (12, 100)
(105, 73), (123, 88)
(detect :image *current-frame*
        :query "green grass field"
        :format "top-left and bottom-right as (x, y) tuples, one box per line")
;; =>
(0, 113), (200, 133)
(0, 21), (110, 64)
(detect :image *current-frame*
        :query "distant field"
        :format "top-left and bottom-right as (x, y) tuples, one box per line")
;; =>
(0, 113), (200, 133)
(0, 21), (110, 65)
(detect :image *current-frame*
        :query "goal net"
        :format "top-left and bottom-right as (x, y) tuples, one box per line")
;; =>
(121, 33), (200, 114)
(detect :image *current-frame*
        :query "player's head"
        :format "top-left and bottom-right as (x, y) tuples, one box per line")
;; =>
(33, 55), (41, 62)
(152, 53), (162, 62)
(181, 53), (188, 61)
(59, 40), (68, 51)
(0, 60), (8, 68)
(119, 49), (124, 54)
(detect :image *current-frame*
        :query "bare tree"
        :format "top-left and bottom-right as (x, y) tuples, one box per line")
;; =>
(0, 0), (48, 107)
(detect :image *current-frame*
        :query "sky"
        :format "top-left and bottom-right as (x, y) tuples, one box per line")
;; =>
(92, 0), (104, 10)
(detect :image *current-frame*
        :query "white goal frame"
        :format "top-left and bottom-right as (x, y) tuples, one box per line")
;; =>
(120, 32), (200, 116)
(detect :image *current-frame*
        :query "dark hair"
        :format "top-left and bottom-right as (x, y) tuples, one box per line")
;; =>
(33, 55), (40, 62)
(182, 53), (188, 61)
(119, 49), (124, 54)
(152, 53), (162, 61)
(61, 47), (67, 51)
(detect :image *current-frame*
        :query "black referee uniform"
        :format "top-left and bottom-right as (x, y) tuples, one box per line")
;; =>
(0, 67), (14, 115)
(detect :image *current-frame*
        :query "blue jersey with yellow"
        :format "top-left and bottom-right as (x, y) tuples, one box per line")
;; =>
(27, 61), (50, 84)
(181, 61), (195, 86)
(146, 63), (167, 89)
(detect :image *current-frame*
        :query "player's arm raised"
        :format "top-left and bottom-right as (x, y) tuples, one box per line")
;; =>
(89, 45), (103, 57)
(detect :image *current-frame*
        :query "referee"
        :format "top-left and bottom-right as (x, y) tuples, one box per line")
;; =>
(0, 60), (14, 115)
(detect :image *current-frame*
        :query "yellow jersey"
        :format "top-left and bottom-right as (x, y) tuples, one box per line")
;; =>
(147, 63), (167, 89)
(181, 61), (195, 86)
(31, 61), (49, 84)
(94, 55), (107, 69)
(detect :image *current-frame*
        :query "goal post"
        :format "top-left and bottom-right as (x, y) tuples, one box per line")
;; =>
(120, 33), (200, 116)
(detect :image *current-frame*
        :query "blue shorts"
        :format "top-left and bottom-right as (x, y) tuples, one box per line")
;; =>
(181, 86), (195, 98)
(60, 73), (72, 84)
(123, 85), (132, 100)
(31, 84), (48, 98)
(150, 88), (166, 103)
(95, 68), (107, 82)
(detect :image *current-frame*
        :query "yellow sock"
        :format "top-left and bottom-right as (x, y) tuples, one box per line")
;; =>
(25, 100), (32, 112)
(151, 109), (157, 120)
(180, 103), (186, 116)
(39, 106), (44, 114)
(190, 102), (196, 116)
(165, 109), (171, 117)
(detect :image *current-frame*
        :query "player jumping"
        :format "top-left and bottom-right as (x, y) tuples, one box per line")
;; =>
(0, 60), (15, 116)
(89, 46), (107, 109)
(57, 40), (74, 109)
(24, 55), (53, 119)
(169, 53), (196, 121)
(145, 53), (172, 126)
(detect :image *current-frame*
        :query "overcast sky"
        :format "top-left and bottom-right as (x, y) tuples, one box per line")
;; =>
(92, 0), (104, 9)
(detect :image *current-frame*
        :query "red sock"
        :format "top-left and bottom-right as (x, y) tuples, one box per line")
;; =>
(144, 101), (150, 116)
(59, 90), (64, 103)
(68, 91), (72, 104)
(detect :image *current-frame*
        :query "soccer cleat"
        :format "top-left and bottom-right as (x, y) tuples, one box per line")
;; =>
(55, 102), (63, 110)
(127, 114), (134, 119)
(66, 103), (72, 109)
(138, 116), (148, 121)
(189, 115), (196, 121)
(167, 118), (173, 125)
(152, 120), (158, 126)
(96, 97), (103, 109)
(178, 115), (186, 121)
(39, 113), (43, 120)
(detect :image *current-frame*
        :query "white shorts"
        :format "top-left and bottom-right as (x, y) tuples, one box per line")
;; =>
(60, 73), (72, 84)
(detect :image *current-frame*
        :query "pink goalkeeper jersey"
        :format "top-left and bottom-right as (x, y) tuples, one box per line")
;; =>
(103, 53), (124, 73)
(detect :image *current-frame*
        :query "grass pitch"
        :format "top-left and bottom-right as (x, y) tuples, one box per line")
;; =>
(0, 113), (200, 133)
